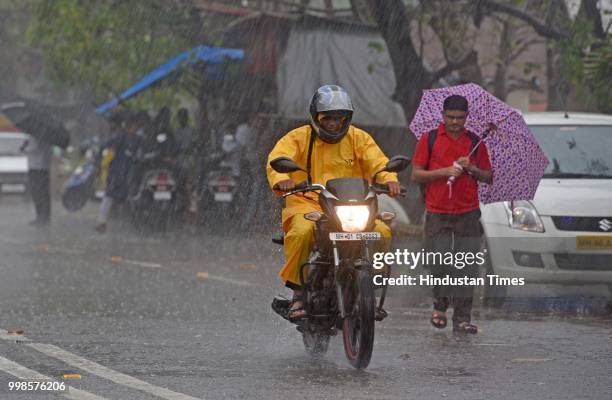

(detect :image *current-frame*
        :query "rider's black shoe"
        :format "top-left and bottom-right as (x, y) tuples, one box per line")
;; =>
(271, 296), (291, 320)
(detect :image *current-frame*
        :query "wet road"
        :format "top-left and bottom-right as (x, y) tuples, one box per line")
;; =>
(0, 197), (610, 400)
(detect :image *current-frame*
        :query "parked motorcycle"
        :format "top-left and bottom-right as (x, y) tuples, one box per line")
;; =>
(198, 135), (246, 229)
(270, 155), (410, 369)
(128, 134), (185, 231)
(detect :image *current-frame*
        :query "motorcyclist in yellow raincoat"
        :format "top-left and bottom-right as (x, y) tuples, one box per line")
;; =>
(267, 85), (401, 319)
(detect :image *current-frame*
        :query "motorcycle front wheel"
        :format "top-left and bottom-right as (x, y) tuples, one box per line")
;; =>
(342, 268), (375, 369)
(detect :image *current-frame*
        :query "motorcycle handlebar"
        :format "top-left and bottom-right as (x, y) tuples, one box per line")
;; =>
(272, 181), (308, 192)
(370, 183), (407, 197)
(274, 182), (407, 198)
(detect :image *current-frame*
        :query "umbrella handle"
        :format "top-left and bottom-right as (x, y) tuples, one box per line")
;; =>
(467, 127), (494, 159)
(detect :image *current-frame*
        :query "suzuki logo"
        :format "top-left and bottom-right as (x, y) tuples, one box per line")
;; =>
(599, 219), (612, 231)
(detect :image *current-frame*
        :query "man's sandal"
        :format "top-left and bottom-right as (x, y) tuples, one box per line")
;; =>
(453, 322), (478, 334)
(288, 298), (307, 321)
(430, 310), (447, 329)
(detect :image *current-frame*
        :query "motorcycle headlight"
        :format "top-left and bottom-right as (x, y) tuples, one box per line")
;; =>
(335, 205), (370, 232)
(505, 201), (545, 233)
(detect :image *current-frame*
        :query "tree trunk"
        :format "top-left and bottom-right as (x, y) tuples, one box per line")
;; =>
(546, 42), (568, 111)
(493, 19), (511, 100)
(366, 0), (431, 122)
(546, 0), (571, 110)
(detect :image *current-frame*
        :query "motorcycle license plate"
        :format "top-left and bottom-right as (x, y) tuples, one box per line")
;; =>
(214, 192), (233, 202)
(329, 232), (381, 241)
(1, 183), (26, 193)
(153, 191), (172, 201)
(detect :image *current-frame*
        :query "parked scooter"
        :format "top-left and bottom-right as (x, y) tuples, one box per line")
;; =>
(198, 134), (245, 228)
(128, 133), (185, 231)
(62, 137), (101, 212)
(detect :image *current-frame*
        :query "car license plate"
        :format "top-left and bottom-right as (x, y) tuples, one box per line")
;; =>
(153, 191), (172, 201)
(576, 235), (612, 250)
(214, 192), (233, 202)
(329, 232), (381, 241)
(1, 183), (26, 193)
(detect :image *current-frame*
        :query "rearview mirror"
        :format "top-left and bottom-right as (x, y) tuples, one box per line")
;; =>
(383, 155), (411, 173)
(372, 155), (411, 183)
(269, 157), (305, 173)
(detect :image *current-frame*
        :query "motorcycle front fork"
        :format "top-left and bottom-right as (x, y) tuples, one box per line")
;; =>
(332, 240), (373, 319)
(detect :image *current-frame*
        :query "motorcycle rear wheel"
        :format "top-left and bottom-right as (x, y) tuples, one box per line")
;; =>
(342, 268), (375, 369)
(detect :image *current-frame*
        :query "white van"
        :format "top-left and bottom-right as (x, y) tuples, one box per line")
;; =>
(481, 112), (612, 303)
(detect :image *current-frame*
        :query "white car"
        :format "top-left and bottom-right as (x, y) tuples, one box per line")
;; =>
(481, 112), (612, 303)
(0, 131), (30, 194)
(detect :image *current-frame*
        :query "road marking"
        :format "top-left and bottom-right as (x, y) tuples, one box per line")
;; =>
(110, 256), (162, 268)
(0, 329), (202, 400)
(122, 259), (163, 268)
(27, 343), (201, 400)
(512, 357), (554, 363)
(475, 343), (513, 346)
(196, 272), (254, 287)
(0, 356), (107, 400)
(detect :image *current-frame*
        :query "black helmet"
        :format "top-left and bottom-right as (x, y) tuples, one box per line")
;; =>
(309, 85), (354, 144)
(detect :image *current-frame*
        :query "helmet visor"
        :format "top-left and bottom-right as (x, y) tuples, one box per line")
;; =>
(313, 89), (353, 113)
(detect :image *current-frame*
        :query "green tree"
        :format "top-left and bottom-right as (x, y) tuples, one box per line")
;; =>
(479, 0), (611, 112)
(581, 33), (612, 113)
(27, 0), (203, 110)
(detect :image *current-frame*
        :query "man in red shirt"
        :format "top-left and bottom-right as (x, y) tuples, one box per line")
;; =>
(411, 95), (492, 334)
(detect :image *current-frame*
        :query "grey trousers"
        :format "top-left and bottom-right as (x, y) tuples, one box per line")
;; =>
(425, 209), (483, 326)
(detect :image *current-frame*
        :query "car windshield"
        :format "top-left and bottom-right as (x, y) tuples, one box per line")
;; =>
(531, 125), (612, 178)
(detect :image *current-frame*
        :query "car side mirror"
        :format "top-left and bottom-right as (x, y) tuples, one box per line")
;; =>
(269, 157), (305, 173)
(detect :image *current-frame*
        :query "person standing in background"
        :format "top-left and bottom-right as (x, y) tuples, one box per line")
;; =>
(95, 112), (141, 233)
(23, 137), (52, 226)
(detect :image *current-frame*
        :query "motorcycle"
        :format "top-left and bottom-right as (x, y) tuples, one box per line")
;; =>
(270, 155), (410, 369)
(128, 134), (185, 231)
(62, 137), (101, 212)
(198, 135), (245, 228)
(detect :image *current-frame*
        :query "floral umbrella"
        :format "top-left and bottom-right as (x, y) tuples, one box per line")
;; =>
(409, 83), (549, 204)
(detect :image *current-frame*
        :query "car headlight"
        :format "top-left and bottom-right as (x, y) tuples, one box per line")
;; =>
(505, 201), (545, 233)
(335, 205), (370, 232)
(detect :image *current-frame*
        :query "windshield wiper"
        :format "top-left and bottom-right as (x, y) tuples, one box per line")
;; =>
(544, 172), (612, 179)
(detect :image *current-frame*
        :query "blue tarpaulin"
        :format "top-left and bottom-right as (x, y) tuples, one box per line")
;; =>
(96, 45), (244, 114)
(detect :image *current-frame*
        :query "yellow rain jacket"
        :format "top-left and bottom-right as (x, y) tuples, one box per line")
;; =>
(267, 124), (398, 226)
(267, 124), (397, 285)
